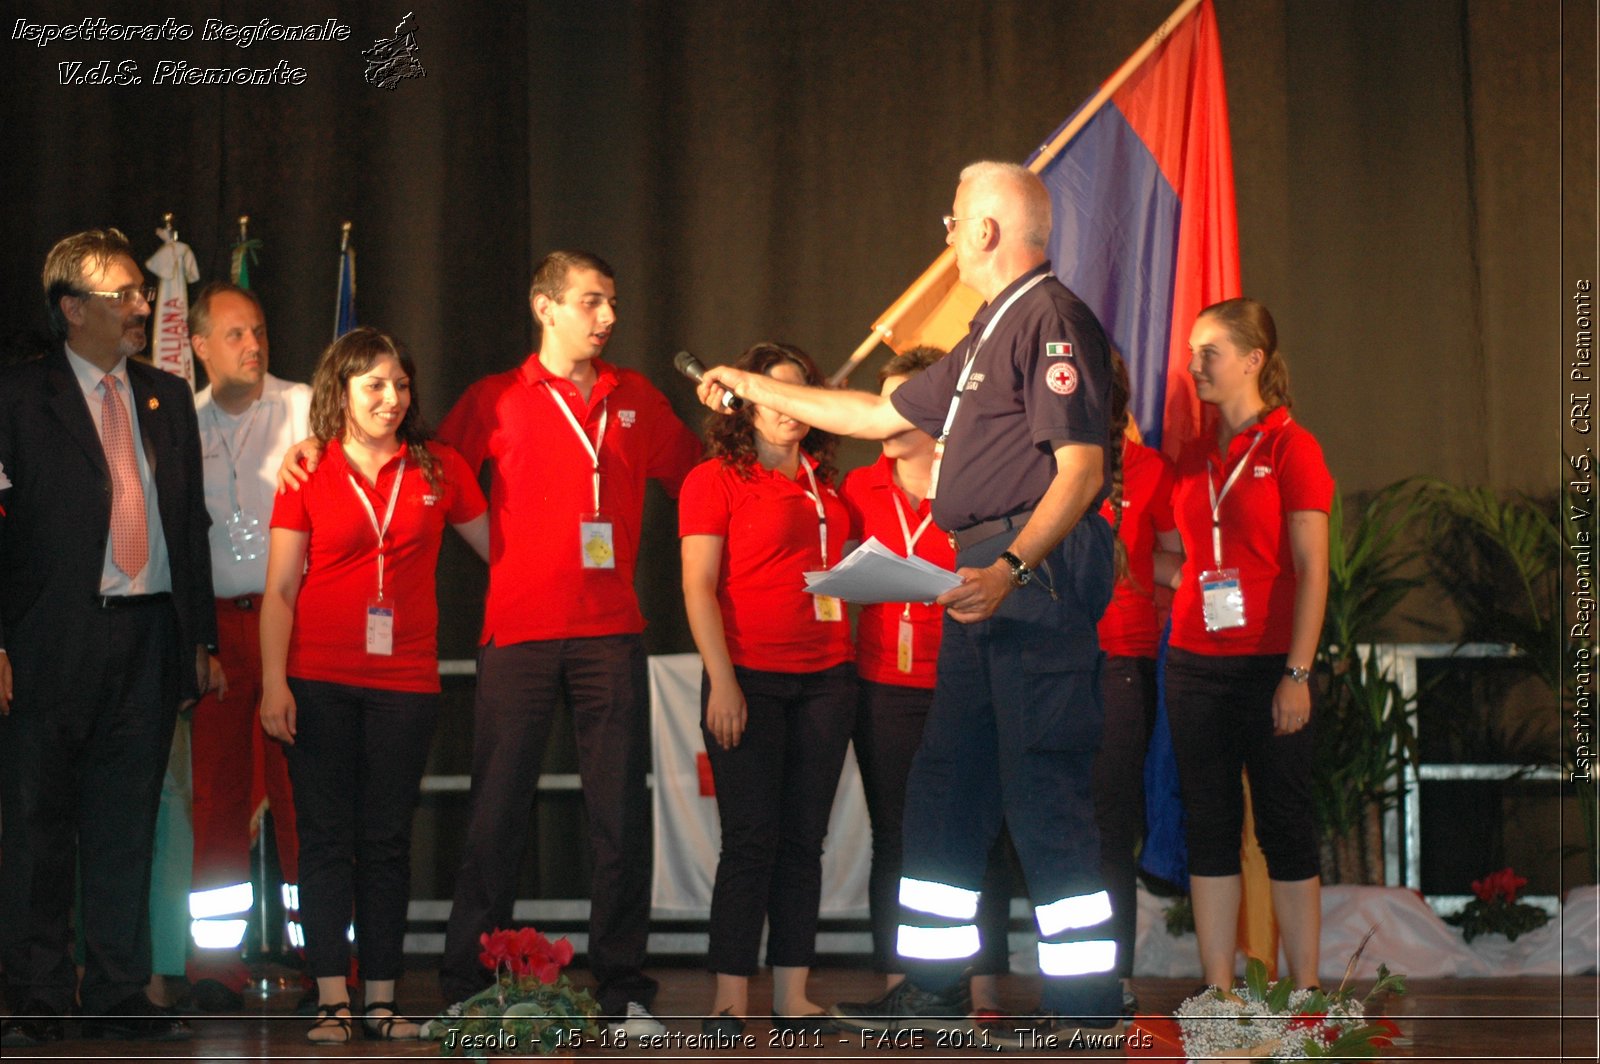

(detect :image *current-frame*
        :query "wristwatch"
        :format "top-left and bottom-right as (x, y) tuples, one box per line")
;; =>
(1283, 665), (1311, 684)
(998, 550), (1033, 588)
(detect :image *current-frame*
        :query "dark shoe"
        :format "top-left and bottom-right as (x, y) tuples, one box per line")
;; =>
(1, 1001), (65, 1047)
(829, 979), (972, 1033)
(772, 1012), (841, 1035)
(361, 1000), (420, 1041)
(306, 1001), (352, 1045)
(86, 992), (193, 1042)
(702, 1008), (746, 1037)
(187, 977), (246, 1013)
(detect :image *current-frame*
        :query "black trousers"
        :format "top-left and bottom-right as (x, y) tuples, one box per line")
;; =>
(1163, 648), (1319, 880)
(1089, 655), (1158, 979)
(439, 636), (656, 1014)
(853, 679), (1012, 975)
(0, 598), (179, 1013)
(283, 679), (438, 981)
(702, 664), (856, 976)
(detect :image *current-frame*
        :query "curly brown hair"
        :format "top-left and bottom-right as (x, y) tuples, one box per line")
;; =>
(703, 341), (837, 483)
(308, 326), (442, 493)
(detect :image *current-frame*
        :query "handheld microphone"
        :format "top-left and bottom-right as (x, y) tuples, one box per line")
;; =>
(674, 350), (743, 410)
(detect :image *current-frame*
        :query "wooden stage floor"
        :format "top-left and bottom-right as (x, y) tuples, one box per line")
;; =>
(3, 965), (1595, 1061)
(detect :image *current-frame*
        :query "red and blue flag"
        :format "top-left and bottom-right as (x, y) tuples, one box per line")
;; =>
(1034, 0), (1238, 453)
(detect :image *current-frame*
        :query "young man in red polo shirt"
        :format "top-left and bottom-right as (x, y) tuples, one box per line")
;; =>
(433, 251), (700, 1035)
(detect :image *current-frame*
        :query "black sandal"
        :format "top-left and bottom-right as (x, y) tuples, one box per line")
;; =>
(306, 1001), (351, 1044)
(361, 1000), (420, 1041)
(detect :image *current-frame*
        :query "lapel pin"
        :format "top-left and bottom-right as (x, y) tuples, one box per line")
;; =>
(147, 397), (159, 411)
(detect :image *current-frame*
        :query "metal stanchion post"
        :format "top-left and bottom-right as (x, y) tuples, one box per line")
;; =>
(251, 817), (272, 998)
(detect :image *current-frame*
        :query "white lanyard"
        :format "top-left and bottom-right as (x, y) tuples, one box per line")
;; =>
(1205, 433), (1263, 569)
(348, 456), (405, 600)
(928, 271), (1051, 499)
(798, 456), (831, 568)
(211, 400), (263, 516)
(891, 490), (934, 556)
(546, 387), (608, 514)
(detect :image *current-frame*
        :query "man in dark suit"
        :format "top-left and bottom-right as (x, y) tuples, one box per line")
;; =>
(0, 228), (216, 1046)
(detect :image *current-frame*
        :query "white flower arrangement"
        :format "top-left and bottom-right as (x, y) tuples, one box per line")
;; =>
(1173, 951), (1405, 1062)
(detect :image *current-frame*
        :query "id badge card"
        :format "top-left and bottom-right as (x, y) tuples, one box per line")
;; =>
(580, 513), (616, 569)
(896, 615), (914, 673)
(813, 594), (844, 623)
(225, 509), (265, 562)
(366, 599), (395, 655)
(1199, 568), (1246, 632)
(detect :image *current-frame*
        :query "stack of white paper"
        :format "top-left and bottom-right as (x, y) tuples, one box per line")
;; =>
(803, 536), (961, 604)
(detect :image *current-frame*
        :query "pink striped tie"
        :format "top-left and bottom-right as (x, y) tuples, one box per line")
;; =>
(100, 375), (149, 578)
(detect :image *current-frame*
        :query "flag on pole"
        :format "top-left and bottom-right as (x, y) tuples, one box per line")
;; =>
(1040, 0), (1237, 453)
(146, 221), (199, 387)
(230, 215), (261, 290)
(334, 222), (356, 339)
(851, 0), (1237, 457)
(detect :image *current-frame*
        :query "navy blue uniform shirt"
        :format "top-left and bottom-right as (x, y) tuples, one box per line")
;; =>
(890, 263), (1113, 532)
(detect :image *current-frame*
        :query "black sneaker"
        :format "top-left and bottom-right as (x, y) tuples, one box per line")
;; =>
(187, 977), (246, 1013)
(829, 979), (972, 1033)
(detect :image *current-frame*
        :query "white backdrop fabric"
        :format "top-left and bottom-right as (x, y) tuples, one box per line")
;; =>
(649, 653), (871, 918)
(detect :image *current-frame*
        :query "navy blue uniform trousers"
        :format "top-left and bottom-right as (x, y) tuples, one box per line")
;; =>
(899, 516), (1120, 1018)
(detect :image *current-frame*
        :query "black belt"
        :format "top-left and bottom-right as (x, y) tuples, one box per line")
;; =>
(948, 508), (1035, 552)
(94, 591), (172, 610)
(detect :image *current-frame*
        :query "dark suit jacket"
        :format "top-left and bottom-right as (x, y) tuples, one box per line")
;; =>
(0, 348), (216, 706)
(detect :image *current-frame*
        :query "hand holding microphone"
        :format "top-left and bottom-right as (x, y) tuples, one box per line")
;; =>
(674, 351), (744, 411)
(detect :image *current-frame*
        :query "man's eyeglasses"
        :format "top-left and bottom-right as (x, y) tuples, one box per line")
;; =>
(76, 286), (157, 307)
(941, 215), (978, 234)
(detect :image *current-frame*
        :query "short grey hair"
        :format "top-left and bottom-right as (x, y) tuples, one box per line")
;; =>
(959, 161), (1052, 249)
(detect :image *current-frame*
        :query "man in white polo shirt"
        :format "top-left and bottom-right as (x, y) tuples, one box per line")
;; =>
(185, 282), (311, 1009)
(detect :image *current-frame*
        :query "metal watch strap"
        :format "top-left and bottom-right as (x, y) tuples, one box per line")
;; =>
(1283, 665), (1311, 684)
(999, 550), (1032, 587)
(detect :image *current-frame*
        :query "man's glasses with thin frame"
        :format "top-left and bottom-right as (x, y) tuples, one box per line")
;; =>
(75, 286), (157, 307)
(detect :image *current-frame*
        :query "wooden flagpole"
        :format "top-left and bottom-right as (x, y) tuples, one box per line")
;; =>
(828, 0), (1205, 386)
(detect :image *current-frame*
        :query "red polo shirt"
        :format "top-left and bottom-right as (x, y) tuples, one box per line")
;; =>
(271, 440), (487, 692)
(678, 454), (854, 673)
(1169, 407), (1333, 655)
(1096, 438), (1176, 659)
(436, 354), (701, 645)
(840, 455), (951, 689)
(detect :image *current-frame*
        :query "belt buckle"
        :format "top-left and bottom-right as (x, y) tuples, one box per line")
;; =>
(233, 596), (255, 611)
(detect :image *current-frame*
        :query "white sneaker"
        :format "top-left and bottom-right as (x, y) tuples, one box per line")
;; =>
(607, 1001), (665, 1038)
(420, 999), (467, 1040)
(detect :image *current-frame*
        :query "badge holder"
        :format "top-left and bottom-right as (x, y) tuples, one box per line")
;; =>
(813, 593), (844, 623)
(366, 598), (395, 656)
(1199, 568), (1247, 632)
(896, 606), (914, 673)
(225, 509), (265, 562)
(580, 513), (616, 569)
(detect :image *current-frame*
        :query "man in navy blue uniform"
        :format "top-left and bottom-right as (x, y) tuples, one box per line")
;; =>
(696, 162), (1120, 1041)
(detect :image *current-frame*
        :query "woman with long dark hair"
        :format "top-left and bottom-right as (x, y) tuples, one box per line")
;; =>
(260, 327), (488, 1042)
(679, 342), (855, 1034)
(1164, 298), (1331, 989)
